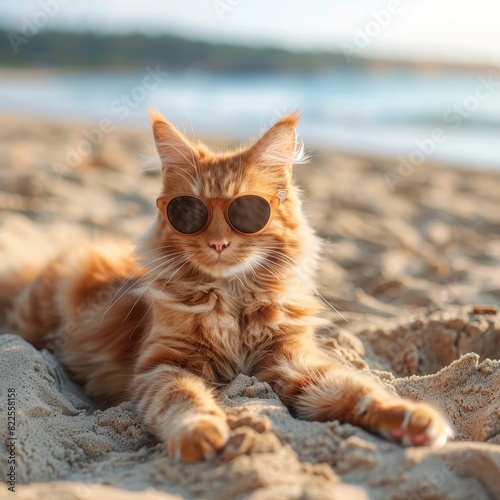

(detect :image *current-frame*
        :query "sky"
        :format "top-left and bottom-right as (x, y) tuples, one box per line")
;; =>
(1, 0), (499, 66)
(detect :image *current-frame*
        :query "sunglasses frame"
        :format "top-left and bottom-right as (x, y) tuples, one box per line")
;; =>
(156, 190), (287, 236)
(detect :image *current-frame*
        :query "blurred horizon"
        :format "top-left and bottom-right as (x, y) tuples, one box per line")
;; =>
(1, 0), (500, 68)
(0, 1), (498, 173)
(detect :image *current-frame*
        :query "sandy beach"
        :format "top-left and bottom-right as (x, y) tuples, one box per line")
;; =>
(1, 114), (500, 499)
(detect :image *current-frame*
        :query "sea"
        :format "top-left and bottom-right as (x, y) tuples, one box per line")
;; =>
(0, 68), (498, 170)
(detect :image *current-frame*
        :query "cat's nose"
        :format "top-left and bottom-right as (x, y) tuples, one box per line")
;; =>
(208, 240), (230, 254)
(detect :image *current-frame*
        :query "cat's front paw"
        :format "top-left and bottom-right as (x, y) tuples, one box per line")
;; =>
(363, 398), (453, 447)
(168, 412), (230, 462)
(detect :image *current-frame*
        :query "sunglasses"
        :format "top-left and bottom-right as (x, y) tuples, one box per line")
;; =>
(156, 190), (287, 236)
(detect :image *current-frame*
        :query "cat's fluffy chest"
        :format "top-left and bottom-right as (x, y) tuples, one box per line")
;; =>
(151, 284), (285, 382)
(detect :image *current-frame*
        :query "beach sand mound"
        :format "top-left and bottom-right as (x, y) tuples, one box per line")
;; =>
(1, 325), (500, 500)
(1, 116), (500, 499)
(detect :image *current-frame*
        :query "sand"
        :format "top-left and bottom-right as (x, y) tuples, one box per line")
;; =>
(0, 115), (500, 499)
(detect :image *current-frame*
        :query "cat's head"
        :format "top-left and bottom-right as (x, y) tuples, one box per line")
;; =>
(143, 110), (316, 283)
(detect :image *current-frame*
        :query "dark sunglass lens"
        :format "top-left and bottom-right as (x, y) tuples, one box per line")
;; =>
(228, 195), (271, 234)
(167, 196), (208, 234)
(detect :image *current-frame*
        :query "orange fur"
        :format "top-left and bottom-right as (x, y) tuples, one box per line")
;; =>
(3, 113), (452, 460)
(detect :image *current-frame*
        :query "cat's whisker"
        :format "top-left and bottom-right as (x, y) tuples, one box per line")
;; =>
(99, 256), (171, 325)
(161, 163), (199, 190)
(166, 143), (198, 172)
(231, 266), (251, 291)
(161, 143), (201, 188)
(245, 261), (258, 281)
(258, 261), (288, 289)
(122, 252), (189, 323)
(102, 252), (185, 326)
(262, 251), (323, 289)
(130, 153), (161, 173)
(127, 258), (192, 338)
(155, 255), (189, 279)
(259, 258), (326, 313)
(138, 251), (187, 269)
(272, 260), (347, 322)
(136, 247), (189, 265)
(138, 244), (184, 256)
(183, 109), (198, 150)
(261, 251), (348, 322)
(133, 254), (199, 338)
(100, 251), (187, 324)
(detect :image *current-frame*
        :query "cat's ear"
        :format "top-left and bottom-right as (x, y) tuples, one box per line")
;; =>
(149, 109), (198, 172)
(245, 112), (303, 182)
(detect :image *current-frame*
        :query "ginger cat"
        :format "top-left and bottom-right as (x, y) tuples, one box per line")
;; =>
(5, 111), (452, 461)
